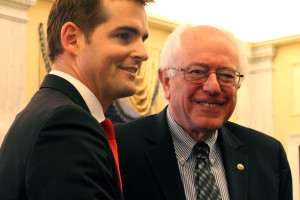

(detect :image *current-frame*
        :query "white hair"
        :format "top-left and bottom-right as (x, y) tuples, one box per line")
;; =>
(159, 23), (248, 81)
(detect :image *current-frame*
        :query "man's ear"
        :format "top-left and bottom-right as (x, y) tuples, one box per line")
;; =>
(158, 68), (171, 100)
(61, 22), (82, 56)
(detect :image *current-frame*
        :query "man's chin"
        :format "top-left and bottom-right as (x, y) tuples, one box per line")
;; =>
(194, 121), (223, 134)
(117, 86), (136, 99)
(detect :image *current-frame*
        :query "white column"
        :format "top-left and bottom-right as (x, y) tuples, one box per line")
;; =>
(236, 45), (276, 136)
(0, 0), (36, 144)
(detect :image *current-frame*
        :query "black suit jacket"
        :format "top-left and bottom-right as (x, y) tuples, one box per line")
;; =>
(0, 74), (123, 200)
(115, 107), (292, 200)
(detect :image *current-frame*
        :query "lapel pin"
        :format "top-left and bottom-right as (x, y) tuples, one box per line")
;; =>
(237, 163), (244, 171)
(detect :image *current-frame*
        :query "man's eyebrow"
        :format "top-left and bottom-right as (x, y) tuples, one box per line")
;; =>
(115, 26), (139, 34)
(114, 26), (149, 41)
(189, 63), (235, 69)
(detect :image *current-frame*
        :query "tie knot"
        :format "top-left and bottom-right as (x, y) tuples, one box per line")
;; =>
(101, 118), (115, 139)
(193, 142), (210, 160)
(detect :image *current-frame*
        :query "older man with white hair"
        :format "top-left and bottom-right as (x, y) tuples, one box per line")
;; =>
(115, 24), (292, 200)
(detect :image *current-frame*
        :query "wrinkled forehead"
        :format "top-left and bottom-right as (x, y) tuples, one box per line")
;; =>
(177, 26), (239, 67)
(181, 26), (237, 51)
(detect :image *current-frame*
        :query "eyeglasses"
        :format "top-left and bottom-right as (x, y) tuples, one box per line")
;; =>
(168, 66), (244, 86)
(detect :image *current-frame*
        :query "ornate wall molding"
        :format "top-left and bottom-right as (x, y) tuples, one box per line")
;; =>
(250, 45), (277, 63)
(0, 0), (36, 22)
(148, 12), (178, 31)
(0, 0), (36, 8)
(252, 34), (300, 47)
(236, 44), (276, 137)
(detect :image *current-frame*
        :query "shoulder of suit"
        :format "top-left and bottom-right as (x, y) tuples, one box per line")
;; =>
(114, 114), (156, 129)
(114, 107), (167, 130)
(223, 121), (280, 145)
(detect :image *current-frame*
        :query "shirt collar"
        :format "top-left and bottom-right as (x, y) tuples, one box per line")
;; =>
(50, 70), (105, 123)
(166, 107), (218, 165)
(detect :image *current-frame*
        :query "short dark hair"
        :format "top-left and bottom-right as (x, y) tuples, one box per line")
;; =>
(47, 0), (154, 62)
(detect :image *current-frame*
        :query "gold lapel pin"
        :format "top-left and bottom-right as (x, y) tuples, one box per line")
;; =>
(237, 163), (244, 171)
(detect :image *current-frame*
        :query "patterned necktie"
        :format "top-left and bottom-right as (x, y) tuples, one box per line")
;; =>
(193, 142), (222, 200)
(101, 118), (122, 190)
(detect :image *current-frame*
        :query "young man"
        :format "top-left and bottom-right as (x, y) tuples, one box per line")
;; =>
(115, 24), (292, 200)
(0, 0), (153, 199)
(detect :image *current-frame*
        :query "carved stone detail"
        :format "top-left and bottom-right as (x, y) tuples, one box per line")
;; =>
(0, 0), (36, 8)
(236, 45), (276, 137)
(250, 45), (277, 63)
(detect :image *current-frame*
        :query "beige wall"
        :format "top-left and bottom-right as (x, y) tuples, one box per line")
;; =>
(273, 41), (300, 146)
(146, 25), (172, 49)
(270, 38), (300, 200)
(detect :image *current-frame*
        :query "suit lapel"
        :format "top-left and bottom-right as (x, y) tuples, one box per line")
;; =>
(218, 125), (248, 200)
(144, 109), (186, 200)
(40, 74), (89, 112)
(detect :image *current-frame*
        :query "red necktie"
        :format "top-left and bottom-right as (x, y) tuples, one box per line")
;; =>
(101, 118), (122, 190)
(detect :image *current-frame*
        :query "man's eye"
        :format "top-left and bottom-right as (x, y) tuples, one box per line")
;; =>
(219, 73), (234, 79)
(189, 70), (206, 75)
(117, 33), (130, 41)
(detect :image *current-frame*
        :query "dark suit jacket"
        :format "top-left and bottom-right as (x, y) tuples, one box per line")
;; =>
(0, 74), (123, 200)
(115, 107), (292, 200)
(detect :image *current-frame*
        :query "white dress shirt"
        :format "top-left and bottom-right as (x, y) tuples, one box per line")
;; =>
(50, 70), (105, 123)
(166, 107), (230, 200)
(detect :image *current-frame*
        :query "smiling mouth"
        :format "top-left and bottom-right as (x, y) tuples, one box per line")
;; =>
(124, 68), (137, 73)
(120, 65), (139, 74)
(198, 102), (221, 107)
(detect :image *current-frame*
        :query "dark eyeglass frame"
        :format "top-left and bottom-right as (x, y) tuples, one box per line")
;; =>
(168, 66), (244, 86)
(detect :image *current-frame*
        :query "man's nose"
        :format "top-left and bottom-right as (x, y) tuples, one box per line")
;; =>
(132, 41), (148, 62)
(202, 73), (221, 95)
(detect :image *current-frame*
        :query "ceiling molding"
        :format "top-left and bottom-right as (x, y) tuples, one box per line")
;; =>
(147, 12), (179, 32)
(251, 34), (300, 47)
